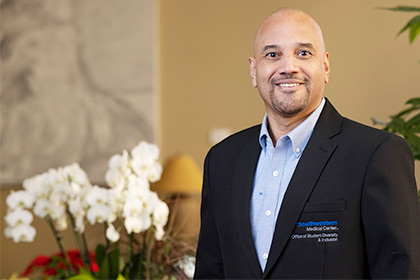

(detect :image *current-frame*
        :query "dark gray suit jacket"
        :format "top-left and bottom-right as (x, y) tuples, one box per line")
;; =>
(194, 99), (420, 279)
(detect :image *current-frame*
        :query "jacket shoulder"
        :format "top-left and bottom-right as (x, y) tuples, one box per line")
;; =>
(341, 117), (403, 142)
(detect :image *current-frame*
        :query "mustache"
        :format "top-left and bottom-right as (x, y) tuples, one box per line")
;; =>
(271, 74), (306, 85)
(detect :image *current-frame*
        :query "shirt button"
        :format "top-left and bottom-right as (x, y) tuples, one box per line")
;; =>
(263, 253), (268, 260)
(273, 170), (279, 177)
(296, 147), (301, 153)
(265, 210), (272, 216)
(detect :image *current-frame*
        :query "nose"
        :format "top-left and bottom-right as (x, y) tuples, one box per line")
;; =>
(277, 53), (299, 75)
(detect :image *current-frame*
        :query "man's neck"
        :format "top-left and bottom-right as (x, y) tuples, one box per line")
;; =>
(266, 113), (310, 144)
(266, 101), (323, 145)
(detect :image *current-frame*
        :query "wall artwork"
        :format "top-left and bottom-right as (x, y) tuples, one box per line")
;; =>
(0, 0), (156, 186)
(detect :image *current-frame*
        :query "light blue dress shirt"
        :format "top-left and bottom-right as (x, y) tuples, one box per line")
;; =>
(250, 98), (326, 271)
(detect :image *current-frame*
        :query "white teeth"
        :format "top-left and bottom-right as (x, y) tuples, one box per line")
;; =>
(277, 83), (300, 87)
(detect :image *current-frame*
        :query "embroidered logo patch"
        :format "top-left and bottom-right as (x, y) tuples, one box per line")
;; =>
(292, 220), (339, 243)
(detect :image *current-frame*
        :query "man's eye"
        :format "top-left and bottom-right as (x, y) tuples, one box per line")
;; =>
(265, 52), (278, 58)
(298, 50), (312, 56)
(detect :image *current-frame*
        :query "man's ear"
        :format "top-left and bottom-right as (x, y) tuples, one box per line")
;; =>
(248, 57), (258, 88)
(324, 52), (330, 84)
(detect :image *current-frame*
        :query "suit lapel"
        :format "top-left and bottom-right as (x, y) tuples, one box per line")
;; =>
(262, 100), (342, 278)
(232, 129), (263, 278)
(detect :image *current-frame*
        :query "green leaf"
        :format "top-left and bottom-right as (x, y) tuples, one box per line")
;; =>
(403, 132), (420, 155)
(409, 125), (420, 133)
(387, 116), (406, 133)
(397, 15), (420, 37)
(406, 112), (420, 128)
(409, 21), (420, 43)
(96, 246), (120, 280)
(67, 268), (96, 280)
(392, 106), (418, 118)
(109, 247), (121, 279)
(406, 98), (420, 106)
(128, 253), (143, 280)
(67, 275), (95, 280)
(382, 6), (420, 12)
(95, 244), (107, 272)
(116, 274), (127, 280)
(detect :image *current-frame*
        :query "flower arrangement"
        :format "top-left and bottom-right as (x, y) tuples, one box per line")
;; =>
(3, 141), (196, 279)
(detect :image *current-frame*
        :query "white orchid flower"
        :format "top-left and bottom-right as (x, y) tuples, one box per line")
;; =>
(33, 199), (65, 219)
(23, 173), (49, 199)
(108, 187), (126, 222)
(154, 224), (165, 241)
(85, 185), (110, 207)
(6, 190), (35, 210)
(68, 199), (85, 217)
(33, 199), (53, 218)
(144, 191), (159, 214)
(147, 162), (163, 183)
(131, 142), (161, 179)
(131, 141), (159, 164)
(56, 215), (68, 231)
(10, 225), (36, 243)
(63, 163), (91, 187)
(75, 214), (85, 233)
(86, 204), (111, 225)
(153, 199), (169, 227)
(127, 175), (150, 192)
(123, 196), (144, 217)
(124, 189), (158, 217)
(51, 181), (73, 202)
(106, 223), (120, 242)
(131, 159), (162, 182)
(4, 209), (33, 227)
(124, 214), (152, 234)
(105, 150), (131, 188)
(46, 168), (64, 187)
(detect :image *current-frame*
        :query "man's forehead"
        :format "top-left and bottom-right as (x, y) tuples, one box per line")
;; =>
(254, 12), (325, 53)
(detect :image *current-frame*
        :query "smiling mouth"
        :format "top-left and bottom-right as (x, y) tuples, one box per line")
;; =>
(276, 83), (301, 87)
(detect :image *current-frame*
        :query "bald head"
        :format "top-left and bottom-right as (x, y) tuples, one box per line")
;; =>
(254, 8), (326, 55)
(248, 7), (330, 128)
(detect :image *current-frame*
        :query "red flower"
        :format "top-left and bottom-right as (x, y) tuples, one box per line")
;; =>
(44, 268), (57, 276)
(21, 250), (99, 277)
(90, 262), (100, 272)
(33, 255), (51, 266)
(21, 255), (52, 276)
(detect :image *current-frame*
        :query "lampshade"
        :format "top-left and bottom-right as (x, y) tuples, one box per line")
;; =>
(152, 154), (202, 194)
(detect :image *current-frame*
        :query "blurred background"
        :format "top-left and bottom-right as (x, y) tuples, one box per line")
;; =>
(1, 0), (419, 278)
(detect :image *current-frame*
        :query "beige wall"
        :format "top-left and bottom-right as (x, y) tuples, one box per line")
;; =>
(159, 0), (420, 168)
(2, 0), (420, 278)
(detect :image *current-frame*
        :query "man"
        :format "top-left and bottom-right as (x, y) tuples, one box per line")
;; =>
(194, 7), (420, 279)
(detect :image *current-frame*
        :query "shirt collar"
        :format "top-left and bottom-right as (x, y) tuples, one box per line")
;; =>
(259, 97), (326, 157)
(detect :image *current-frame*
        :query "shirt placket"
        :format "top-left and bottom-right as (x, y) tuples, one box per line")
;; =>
(259, 137), (288, 267)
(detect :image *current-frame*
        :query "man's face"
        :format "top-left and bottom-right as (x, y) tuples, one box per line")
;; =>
(249, 11), (330, 120)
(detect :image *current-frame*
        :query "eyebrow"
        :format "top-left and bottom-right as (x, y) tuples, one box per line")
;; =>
(298, 42), (315, 50)
(261, 44), (279, 55)
(260, 42), (316, 55)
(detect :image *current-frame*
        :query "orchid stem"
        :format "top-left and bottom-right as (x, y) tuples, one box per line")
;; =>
(104, 224), (112, 279)
(145, 230), (155, 280)
(46, 215), (73, 274)
(66, 208), (90, 270)
(81, 232), (91, 269)
(127, 233), (133, 277)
